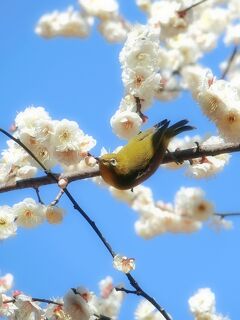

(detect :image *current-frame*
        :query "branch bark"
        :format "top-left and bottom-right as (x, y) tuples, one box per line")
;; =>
(1, 141), (240, 194)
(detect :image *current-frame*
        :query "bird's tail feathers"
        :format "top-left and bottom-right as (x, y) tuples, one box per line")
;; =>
(154, 119), (170, 129)
(167, 119), (195, 137)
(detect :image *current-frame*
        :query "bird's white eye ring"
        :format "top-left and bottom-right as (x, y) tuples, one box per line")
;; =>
(110, 158), (117, 166)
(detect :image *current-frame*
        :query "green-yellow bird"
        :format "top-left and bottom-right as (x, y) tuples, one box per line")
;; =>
(99, 119), (194, 190)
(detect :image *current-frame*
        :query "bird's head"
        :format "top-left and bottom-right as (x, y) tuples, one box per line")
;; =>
(99, 153), (120, 169)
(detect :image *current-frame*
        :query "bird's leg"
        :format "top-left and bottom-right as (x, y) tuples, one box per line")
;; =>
(166, 148), (182, 165)
(135, 96), (148, 123)
(194, 141), (209, 164)
(194, 141), (201, 152)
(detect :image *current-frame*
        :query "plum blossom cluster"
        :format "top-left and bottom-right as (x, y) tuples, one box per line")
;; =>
(111, 25), (161, 139)
(0, 106), (96, 185)
(165, 134), (230, 178)
(188, 288), (229, 320)
(109, 185), (232, 239)
(0, 275), (124, 319)
(0, 198), (64, 241)
(35, 0), (130, 42)
(36, 0), (240, 140)
(185, 68), (240, 143)
(0, 272), (228, 320)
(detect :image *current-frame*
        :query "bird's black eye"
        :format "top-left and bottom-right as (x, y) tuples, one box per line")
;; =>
(110, 158), (117, 166)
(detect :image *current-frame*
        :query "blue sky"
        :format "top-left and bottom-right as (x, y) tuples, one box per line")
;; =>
(0, 1), (240, 319)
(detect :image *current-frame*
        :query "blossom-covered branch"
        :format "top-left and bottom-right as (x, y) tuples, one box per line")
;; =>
(0, 139), (239, 194)
(0, 127), (171, 320)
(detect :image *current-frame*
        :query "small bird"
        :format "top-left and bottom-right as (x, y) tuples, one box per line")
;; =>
(99, 119), (195, 190)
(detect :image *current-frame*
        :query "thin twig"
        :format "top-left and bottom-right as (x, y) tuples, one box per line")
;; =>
(215, 213), (240, 219)
(135, 97), (148, 123)
(34, 187), (44, 204)
(0, 128), (171, 320)
(221, 45), (238, 79)
(178, 0), (208, 15)
(4, 298), (63, 306)
(50, 189), (65, 206)
(115, 287), (139, 294)
(1, 141), (240, 194)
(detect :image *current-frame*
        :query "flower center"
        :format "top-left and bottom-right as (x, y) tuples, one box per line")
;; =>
(0, 218), (6, 226)
(197, 203), (206, 212)
(24, 210), (33, 217)
(228, 112), (236, 123)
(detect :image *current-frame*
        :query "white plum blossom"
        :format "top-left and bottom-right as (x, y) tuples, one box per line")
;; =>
(0, 294), (18, 317)
(53, 119), (87, 152)
(53, 119), (96, 165)
(91, 276), (124, 319)
(198, 79), (240, 142)
(186, 136), (230, 178)
(13, 198), (46, 228)
(110, 110), (143, 139)
(109, 186), (137, 204)
(224, 24), (240, 45)
(189, 288), (216, 316)
(43, 298), (68, 320)
(197, 7), (229, 34)
(14, 294), (43, 320)
(135, 0), (152, 12)
(135, 299), (167, 320)
(188, 288), (229, 319)
(98, 18), (129, 43)
(119, 25), (161, 109)
(0, 274), (14, 294)
(113, 254), (136, 273)
(188, 25), (218, 52)
(181, 65), (215, 99)
(0, 206), (17, 240)
(167, 34), (202, 65)
(46, 206), (65, 224)
(148, 0), (191, 38)
(158, 47), (184, 72)
(79, 0), (119, 18)
(0, 140), (37, 184)
(15, 106), (50, 136)
(208, 215), (233, 231)
(63, 287), (92, 320)
(122, 66), (161, 101)
(35, 7), (94, 38)
(174, 187), (214, 221)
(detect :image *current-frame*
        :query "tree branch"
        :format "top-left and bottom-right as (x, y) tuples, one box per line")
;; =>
(1, 141), (240, 194)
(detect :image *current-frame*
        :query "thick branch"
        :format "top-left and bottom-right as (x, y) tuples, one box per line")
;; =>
(1, 141), (240, 194)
